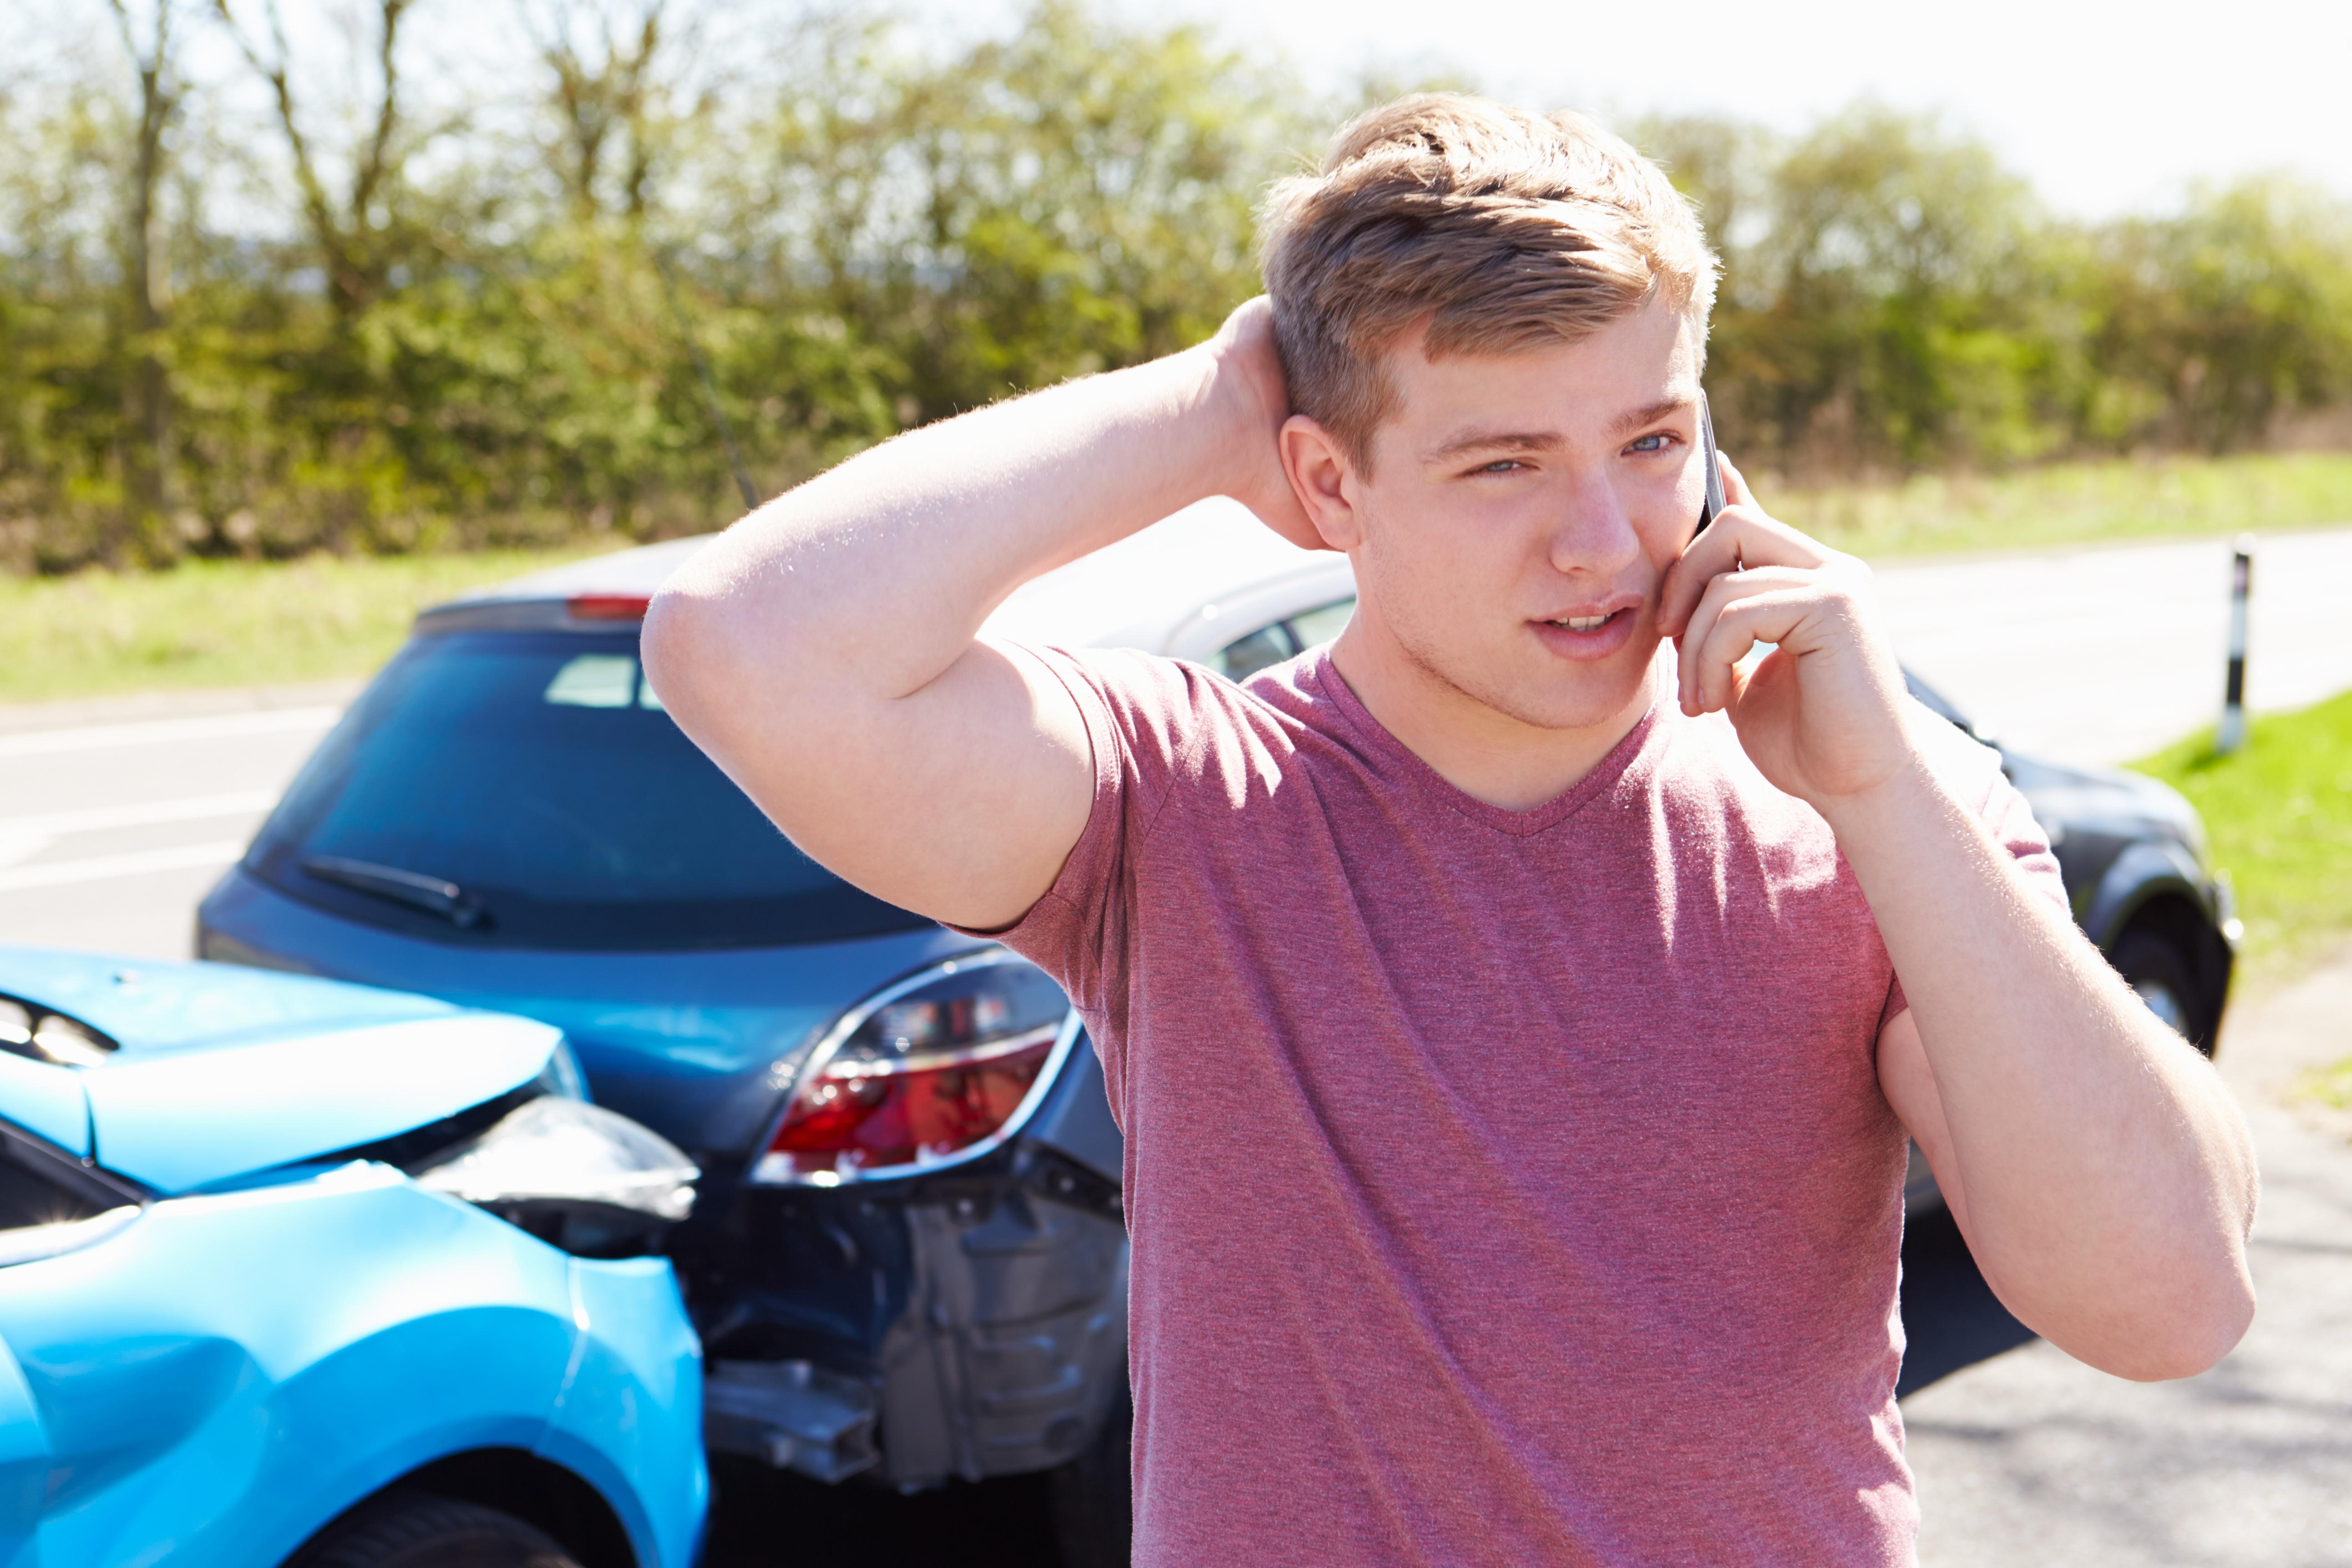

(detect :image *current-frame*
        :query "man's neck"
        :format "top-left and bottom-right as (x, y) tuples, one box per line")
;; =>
(1325, 629), (1662, 814)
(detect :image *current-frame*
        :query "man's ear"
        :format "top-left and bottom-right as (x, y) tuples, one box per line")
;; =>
(1279, 415), (1366, 552)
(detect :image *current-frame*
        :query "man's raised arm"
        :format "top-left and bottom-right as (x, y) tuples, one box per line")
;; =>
(640, 301), (1312, 932)
(1659, 462), (2258, 1381)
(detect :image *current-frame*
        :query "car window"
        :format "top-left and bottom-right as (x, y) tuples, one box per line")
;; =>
(1286, 598), (1355, 650)
(244, 630), (933, 951)
(1211, 625), (1295, 682)
(543, 653), (665, 710)
(1213, 597), (1358, 683)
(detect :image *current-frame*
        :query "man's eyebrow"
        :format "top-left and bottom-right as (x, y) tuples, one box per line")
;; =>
(1419, 428), (1565, 465)
(1608, 396), (1698, 441)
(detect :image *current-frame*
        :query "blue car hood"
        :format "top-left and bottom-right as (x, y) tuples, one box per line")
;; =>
(0, 949), (560, 1193)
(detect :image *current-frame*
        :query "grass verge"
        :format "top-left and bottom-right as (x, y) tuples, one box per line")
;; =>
(2130, 688), (2352, 984)
(1773, 451), (2352, 559)
(2293, 1057), (2352, 1112)
(0, 546), (608, 705)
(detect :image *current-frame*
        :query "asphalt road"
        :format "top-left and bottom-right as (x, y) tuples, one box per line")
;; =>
(1873, 525), (2352, 768)
(1, 525), (2347, 1565)
(0, 680), (355, 960)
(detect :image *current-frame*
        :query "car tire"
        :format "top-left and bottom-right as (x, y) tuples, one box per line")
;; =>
(2110, 931), (2205, 1051)
(291, 1492), (582, 1568)
(1046, 1382), (1133, 1568)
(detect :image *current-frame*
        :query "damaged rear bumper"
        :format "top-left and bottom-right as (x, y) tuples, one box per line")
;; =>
(685, 1144), (1127, 1489)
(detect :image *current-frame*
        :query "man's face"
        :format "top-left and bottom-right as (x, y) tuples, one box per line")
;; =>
(1333, 297), (1707, 737)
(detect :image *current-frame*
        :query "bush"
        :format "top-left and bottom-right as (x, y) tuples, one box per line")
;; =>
(4, 3), (2348, 571)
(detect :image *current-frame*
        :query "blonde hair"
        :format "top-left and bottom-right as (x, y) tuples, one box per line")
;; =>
(1258, 94), (1718, 472)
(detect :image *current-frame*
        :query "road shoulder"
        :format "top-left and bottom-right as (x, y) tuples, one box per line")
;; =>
(1906, 957), (2352, 1567)
(0, 678), (365, 738)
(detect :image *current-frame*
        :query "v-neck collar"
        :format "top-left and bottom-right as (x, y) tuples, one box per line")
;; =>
(1298, 649), (1670, 837)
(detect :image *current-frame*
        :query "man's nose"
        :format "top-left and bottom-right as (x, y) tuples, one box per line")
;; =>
(1545, 474), (1643, 578)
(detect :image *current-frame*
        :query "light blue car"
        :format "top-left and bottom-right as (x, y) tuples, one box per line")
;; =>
(0, 947), (707, 1568)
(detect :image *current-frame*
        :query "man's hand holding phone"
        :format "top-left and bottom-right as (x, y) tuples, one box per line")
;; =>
(1657, 448), (1915, 817)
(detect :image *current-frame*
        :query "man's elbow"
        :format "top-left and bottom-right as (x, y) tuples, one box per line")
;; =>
(641, 577), (758, 731)
(638, 587), (706, 716)
(2139, 1275), (2257, 1382)
(2070, 1269), (2256, 1383)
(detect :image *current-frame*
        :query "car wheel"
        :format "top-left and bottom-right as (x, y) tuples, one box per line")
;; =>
(1046, 1382), (1132, 1568)
(2110, 931), (2203, 1050)
(291, 1492), (581, 1568)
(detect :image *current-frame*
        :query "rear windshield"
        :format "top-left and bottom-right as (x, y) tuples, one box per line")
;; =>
(245, 629), (933, 951)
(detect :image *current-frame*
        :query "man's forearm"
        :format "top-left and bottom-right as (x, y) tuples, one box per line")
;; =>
(1830, 751), (2257, 1378)
(656, 343), (1244, 707)
(640, 301), (1308, 929)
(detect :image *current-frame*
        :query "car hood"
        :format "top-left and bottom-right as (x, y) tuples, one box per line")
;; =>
(2003, 750), (2207, 856)
(0, 949), (561, 1193)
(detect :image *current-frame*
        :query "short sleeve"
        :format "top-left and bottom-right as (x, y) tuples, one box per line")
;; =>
(1880, 719), (2072, 1030)
(946, 643), (1251, 1130)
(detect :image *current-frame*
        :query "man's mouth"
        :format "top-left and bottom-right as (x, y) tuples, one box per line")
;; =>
(1543, 612), (1618, 633)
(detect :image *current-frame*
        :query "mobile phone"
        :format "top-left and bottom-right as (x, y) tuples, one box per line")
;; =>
(1695, 392), (1727, 538)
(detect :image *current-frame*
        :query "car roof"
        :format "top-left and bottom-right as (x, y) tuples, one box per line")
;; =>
(419, 500), (1358, 656)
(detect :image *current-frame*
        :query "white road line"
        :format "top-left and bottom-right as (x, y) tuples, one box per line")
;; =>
(0, 706), (341, 758)
(0, 791), (280, 837)
(0, 841), (247, 893)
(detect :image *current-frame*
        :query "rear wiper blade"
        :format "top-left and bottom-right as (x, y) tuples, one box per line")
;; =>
(300, 855), (489, 929)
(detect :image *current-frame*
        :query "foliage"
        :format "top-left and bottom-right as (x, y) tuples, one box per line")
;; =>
(2, 2), (2350, 573)
(1635, 107), (2352, 479)
(0, 0), (1318, 570)
(724, 1), (1294, 426)
(2295, 1056), (2352, 1112)
(2131, 690), (2352, 979)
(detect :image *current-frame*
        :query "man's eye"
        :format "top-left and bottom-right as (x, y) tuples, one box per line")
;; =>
(1627, 433), (1672, 453)
(1475, 459), (1526, 474)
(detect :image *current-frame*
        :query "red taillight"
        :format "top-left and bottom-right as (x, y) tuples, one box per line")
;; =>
(752, 952), (1073, 1184)
(764, 1030), (1057, 1178)
(568, 593), (651, 621)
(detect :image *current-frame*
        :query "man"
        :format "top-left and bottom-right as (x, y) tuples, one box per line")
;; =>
(645, 95), (2256, 1565)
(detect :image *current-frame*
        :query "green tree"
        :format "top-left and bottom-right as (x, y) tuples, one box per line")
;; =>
(2084, 177), (2352, 452)
(1730, 105), (2056, 473)
(106, 0), (185, 557)
(724, 0), (1309, 431)
(7, 5), (2352, 572)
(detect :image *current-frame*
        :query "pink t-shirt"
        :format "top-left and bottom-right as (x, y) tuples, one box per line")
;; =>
(994, 644), (2064, 1567)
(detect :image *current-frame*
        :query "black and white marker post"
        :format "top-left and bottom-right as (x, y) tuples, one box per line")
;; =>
(2217, 535), (2253, 756)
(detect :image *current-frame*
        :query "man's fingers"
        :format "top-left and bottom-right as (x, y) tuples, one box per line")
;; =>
(1718, 454), (1754, 509)
(1660, 507), (1832, 637)
(1675, 566), (1817, 714)
(1659, 518), (1743, 637)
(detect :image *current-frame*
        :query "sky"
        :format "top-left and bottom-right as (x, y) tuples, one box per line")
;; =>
(21, 0), (2342, 228)
(1084, 0), (2351, 219)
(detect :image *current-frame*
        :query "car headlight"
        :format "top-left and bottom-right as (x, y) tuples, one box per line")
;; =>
(413, 1097), (698, 1257)
(0, 996), (118, 1067)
